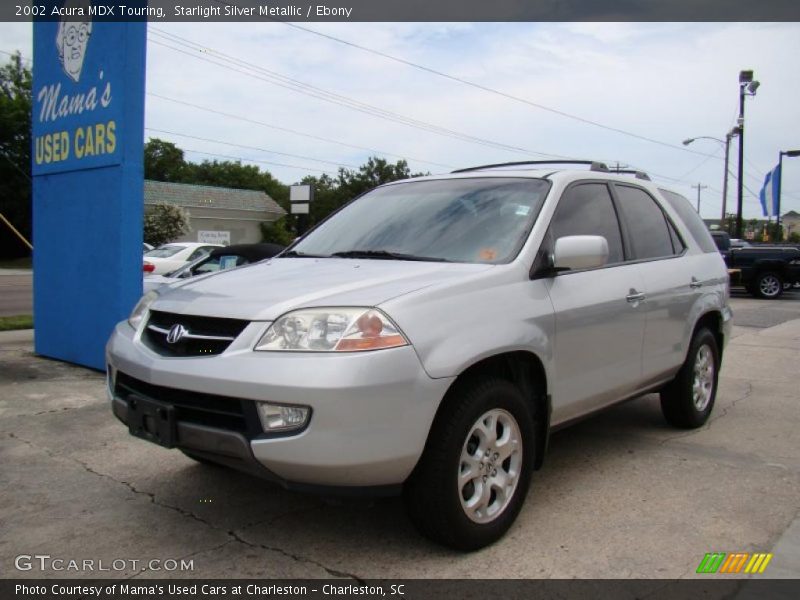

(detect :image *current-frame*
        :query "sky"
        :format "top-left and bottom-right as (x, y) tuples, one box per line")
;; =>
(2, 21), (800, 220)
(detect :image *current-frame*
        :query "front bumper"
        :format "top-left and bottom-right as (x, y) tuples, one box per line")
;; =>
(106, 321), (453, 491)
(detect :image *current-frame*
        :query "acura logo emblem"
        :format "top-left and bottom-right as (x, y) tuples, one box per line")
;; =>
(166, 324), (188, 344)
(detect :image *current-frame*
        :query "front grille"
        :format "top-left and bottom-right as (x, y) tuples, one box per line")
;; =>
(143, 310), (249, 357)
(115, 372), (256, 434)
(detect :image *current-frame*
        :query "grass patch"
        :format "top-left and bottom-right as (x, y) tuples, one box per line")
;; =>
(0, 315), (33, 331)
(0, 256), (32, 269)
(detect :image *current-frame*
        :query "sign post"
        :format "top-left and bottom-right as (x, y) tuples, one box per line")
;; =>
(290, 184), (314, 236)
(32, 7), (147, 369)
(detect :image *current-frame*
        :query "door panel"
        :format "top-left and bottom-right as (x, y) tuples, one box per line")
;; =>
(547, 265), (646, 425)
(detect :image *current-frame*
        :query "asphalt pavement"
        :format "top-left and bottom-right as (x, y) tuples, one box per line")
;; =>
(0, 270), (33, 317)
(0, 294), (798, 581)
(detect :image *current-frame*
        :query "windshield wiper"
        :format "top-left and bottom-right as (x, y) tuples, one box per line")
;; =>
(330, 249), (451, 262)
(280, 250), (329, 258)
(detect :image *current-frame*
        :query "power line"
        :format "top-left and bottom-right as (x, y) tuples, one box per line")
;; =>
(259, 17), (721, 158)
(179, 147), (336, 175)
(147, 92), (455, 170)
(145, 127), (360, 169)
(0, 49), (30, 64)
(148, 29), (575, 160)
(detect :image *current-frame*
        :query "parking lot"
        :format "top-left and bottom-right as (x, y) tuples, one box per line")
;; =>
(1, 292), (799, 580)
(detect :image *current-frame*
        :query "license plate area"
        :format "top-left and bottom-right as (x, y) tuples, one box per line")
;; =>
(127, 395), (176, 448)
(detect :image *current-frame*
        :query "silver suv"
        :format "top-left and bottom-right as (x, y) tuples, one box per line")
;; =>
(107, 161), (732, 550)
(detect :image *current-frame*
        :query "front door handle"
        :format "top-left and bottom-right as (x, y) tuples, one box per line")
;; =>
(626, 291), (646, 303)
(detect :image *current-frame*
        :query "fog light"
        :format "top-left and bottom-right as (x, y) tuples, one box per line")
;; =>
(255, 402), (310, 432)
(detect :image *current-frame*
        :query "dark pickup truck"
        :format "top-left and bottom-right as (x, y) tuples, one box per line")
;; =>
(711, 231), (800, 299)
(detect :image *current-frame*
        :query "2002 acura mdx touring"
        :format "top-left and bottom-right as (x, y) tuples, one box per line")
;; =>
(107, 160), (732, 550)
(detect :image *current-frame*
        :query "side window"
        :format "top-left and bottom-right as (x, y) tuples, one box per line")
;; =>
(659, 189), (719, 254)
(549, 183), (624, 265)
(187, 248), (206, 261)
(614, 185), (675, 260)
(667, 219), (685, 254)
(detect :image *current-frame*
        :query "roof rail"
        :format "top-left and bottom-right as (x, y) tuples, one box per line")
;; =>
(451, 160), (610, 174)
(610, 169), (651, 181)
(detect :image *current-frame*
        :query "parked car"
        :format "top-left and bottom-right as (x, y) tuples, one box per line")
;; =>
(143, 242), (154, 253)
(143, 242), (222, 275)
(710, 231), (800, 298)
(108, 161), (731, 550)
(143, 243), (285, 293)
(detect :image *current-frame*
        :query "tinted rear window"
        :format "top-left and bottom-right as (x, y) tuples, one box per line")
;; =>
(659, 189), (718, 254)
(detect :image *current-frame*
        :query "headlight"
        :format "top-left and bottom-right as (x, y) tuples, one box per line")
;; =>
(128, 290), (159, 330)
(255, 307), (408, 352)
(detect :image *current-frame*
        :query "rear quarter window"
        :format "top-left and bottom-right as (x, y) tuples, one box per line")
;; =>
(659, 189), (719, 254)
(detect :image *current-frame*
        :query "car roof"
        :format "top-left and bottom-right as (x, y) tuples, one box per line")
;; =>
(381, 160), (657, 188)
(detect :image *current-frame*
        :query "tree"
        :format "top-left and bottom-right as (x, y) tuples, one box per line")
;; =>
(0, 52), (32, 259)
(260, 218), (294, 246)
(301, 157), (426, 228)
(144, 203), (191, 247)
(144, 139), (187, 182)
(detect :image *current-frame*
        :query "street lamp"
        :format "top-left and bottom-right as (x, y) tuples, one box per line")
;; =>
(683, 128), (740, 223)
(777, 149), (800, 238)
(735, 70), (760, 239)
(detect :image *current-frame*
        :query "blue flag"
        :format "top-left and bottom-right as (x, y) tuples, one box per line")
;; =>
(759, 164), (781, 218)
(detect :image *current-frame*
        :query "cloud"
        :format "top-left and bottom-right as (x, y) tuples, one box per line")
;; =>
(3, 21), (799, 217)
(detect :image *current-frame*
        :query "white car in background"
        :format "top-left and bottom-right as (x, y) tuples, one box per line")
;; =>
(143, 243), (222, 275)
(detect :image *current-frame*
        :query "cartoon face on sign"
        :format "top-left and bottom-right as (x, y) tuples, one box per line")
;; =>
(55, 0), (93, 83)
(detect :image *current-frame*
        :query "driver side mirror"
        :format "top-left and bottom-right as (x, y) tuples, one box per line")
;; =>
(552, 235), (609, 271)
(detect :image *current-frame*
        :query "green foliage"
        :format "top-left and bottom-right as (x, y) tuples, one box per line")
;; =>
(144, 139), (421, 235)
(302, 157), (426, 227)
(144, 203), (191, 247)
(0, 314), (33, 331)
(260, 218), (295, 246)
(144, 139), (187, 182)
(787, 232), (800, 244)
(0, 52), (32, 259)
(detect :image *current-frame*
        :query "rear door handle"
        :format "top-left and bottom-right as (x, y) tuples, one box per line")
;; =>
(626, 291), (646, 303)
(690, 278), (703, 289)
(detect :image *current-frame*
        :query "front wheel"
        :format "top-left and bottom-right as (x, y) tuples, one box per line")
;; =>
(404, 377), (535, 551)
(660, 328), (719, 429)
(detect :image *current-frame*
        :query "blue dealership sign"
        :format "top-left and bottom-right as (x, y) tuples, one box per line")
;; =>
(32, 5), (146, 370)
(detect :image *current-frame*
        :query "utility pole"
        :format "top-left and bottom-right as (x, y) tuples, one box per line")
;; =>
(692, 183), (708, 214)
(736, 70), (760, 238)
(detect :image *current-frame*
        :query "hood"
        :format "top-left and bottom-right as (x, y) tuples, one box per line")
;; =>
(151, 257), (494, 321)
(142, 274), (178, 294)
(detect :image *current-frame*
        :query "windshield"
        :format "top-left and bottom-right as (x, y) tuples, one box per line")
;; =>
(289, 178), (550, 264)
(145, 245), (185, 258)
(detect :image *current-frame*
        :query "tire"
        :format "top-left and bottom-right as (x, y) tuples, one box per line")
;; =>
(404, 377), (535, 551)
(752, 271), (783, 299)
(660, 328), (719, 429)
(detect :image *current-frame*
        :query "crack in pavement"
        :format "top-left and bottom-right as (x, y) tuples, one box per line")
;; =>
(658, 382), (754, 447)
(6, 432), (363, 582)
(227, 529), (366, 583)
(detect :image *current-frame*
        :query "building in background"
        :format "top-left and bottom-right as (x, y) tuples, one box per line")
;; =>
(782, 211), (800, 240)
(144, 180), (286, 245)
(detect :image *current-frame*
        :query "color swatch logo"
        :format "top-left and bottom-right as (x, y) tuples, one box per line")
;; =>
(696, 552), (773, 574)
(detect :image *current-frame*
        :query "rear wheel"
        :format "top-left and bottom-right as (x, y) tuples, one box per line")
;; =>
(404, 377), (535, 551)
(752, 271), (783, 299)
(660, 328), (719, 429)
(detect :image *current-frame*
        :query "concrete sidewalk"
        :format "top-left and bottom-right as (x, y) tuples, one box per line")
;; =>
(0, 314), (798, 580)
